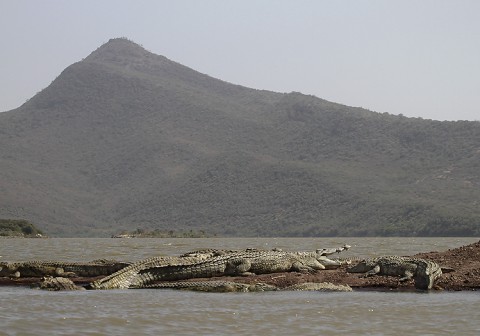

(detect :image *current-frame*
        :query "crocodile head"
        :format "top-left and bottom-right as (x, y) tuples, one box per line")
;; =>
(0, 262), (14, 276)
(316, 256), (341, 269)
(346, 259), (376, 273)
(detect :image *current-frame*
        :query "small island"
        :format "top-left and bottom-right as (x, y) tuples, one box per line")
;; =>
(111, 228), (212, 238)
(0, 219), (44, 238)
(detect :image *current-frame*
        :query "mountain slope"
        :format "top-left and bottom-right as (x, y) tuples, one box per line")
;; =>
(1, 38), (479, 237)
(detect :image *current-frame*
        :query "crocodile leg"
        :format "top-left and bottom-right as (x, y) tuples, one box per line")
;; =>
(225, 258), (253, 276)
(364, 265), (381, 277)
(398, 270), (415, 282)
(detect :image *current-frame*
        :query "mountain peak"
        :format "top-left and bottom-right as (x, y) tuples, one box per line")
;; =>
(84, 37), (163, 65)
(2, 38), (479, 237)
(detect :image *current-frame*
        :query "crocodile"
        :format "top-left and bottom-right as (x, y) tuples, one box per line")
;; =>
(89, 245), (349, 290)
(88, 250), (231, 290)
(31, 278), (353, 292)
(283, 282), (352, 292)
(143, 280), (279, 292)
(0, 260), (130, 278)
(143, 281), (352, 292)
(179, 248), (251, 258)
(33, 276), (85, 291)
(347, 256), (442, 290)
(130, 247), (349, 288)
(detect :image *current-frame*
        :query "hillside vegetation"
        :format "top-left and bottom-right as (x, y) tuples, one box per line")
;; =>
(0, 219), (44, 237)
(0, 38), (479, 237)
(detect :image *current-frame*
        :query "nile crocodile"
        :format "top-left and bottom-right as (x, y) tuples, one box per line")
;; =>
(0, 260), (130, 278)
(347, 256), (442, 290)
(143, 281), (352, 292)
(89, 245), (349, 290)
(283, 282), (352, 292)
(33, 276), (85, 291)
(32, 278), (353, 292)
(130, 246), (349, 288)
(143, 280), (279, 292)
(88, 249), (247, 290)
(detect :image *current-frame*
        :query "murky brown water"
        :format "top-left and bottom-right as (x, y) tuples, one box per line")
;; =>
(1, 237), (479, 335)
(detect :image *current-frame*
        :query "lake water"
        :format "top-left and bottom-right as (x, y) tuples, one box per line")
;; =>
(1, 237), (479, 336)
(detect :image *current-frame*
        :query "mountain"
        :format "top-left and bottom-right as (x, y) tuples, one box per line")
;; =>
(1, 38), (479, 237)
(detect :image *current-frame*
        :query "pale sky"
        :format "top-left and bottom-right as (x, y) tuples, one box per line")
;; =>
(1, 0), (479, 121)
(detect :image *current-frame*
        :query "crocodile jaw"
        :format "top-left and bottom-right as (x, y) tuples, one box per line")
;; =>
(317, 256), (341, 269)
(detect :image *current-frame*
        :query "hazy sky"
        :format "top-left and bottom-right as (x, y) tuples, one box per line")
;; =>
(1, 0), (479, 121)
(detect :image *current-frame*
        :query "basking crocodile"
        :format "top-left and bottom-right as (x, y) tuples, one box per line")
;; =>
(143, 281), (352, 292)
(347, 256), (442, 290)
(33, 276), (85, 291)
(284, 282), (352, 292)
(143, 280), (279, 292)
(130, 246), (350, 288)
(89, 245), (349, 290)
(0, 260), (130, 278)
(88, 249), (234, 290)
(32, 278), (352, 292)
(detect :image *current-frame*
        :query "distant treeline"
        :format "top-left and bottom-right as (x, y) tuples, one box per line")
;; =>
(112, 228), (213, 238)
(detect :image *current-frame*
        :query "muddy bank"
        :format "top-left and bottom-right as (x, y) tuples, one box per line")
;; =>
(227, 239), (480, 291)
(415, 239), (480, 290)
(1, 240), (479, 291)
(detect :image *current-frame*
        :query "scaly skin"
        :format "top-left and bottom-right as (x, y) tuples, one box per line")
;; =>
(143, 281), (352, 292)
(33, 276), (85, 291)
(90, 246), (349, 290)
(88, 249), (234, 290)
(143, 280), (279, 292)
(347, 256), (442, 290)
(0, 260), (130, 278)
(32, 278), (353, 292)
(88, 256), (207, 289)
(130, 248), (347, 288)
(284, 282), (352, 292)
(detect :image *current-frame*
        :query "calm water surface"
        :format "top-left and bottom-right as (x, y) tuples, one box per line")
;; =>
(0, 237), (479, 336)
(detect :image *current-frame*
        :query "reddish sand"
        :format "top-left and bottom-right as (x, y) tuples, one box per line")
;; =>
(170, 240), (480, 291)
